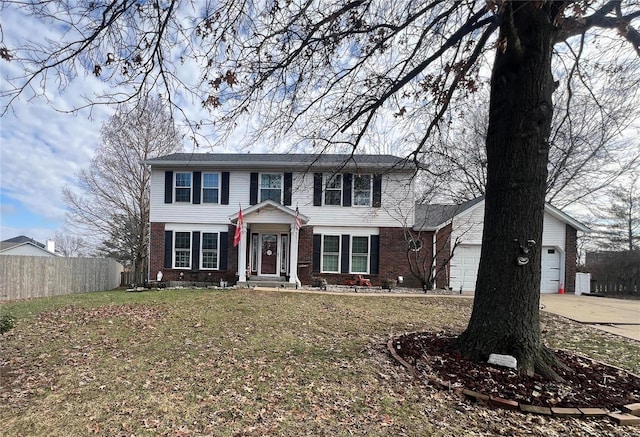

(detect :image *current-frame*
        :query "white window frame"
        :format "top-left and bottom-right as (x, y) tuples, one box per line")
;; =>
(350, 235), (370, 274)
(321, 234), (341, 273)
(202, 172), (220, 204)
(200, 232), (219, 270)
(352, 174), (372, 207)
(259, 173), (283, 203)
(324, 174), (342, 206)
(174, 231), (191, 269)
(174, 172), (192, 203)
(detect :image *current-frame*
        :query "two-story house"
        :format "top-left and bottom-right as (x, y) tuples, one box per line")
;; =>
(145, 153), (416, 287)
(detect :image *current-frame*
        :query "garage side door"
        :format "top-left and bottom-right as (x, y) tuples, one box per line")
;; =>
(449, 245), (481, 292)
(541, 247), (561, 293)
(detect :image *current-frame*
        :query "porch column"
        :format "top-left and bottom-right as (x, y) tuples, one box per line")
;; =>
(289, 224), (300, 285)
(238, 222), (248, 282)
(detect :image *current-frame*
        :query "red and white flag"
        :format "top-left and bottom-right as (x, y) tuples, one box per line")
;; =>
(233, 207), (243, 247)
(295, 207), (302, 230)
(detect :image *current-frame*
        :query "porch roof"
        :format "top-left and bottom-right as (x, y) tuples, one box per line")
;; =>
(229, 200), (310, 225)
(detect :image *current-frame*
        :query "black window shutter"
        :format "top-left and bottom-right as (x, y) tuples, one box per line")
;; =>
(370, 235), (380, 274)
(250, 172), (259, 205)
(343, 174), (352, 207)
(192, 231), (200, 270)
(164, 230), (173, 268)
(219, 232), (228, 270)
(313, 173), (323, 206)
(193, 172), (201, 204)
(284, 172), (293, 206)
(221, 172), (230, 205)
(373, 175), (382, 208)
(164, 171), (173, 203)
(341, 235), (350, 273)
(312, 234), (321, 273)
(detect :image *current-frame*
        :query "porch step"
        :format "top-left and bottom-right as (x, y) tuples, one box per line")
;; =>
(234, 276), (295, 289)
(240, 280), (296, 289)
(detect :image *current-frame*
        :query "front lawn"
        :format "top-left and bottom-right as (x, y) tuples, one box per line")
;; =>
(1, 289), (638, 436)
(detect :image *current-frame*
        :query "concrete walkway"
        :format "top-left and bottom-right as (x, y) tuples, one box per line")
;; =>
(540, 294), (640, 341)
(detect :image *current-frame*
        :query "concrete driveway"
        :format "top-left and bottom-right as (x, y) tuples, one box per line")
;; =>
(540, 294), (640, 341)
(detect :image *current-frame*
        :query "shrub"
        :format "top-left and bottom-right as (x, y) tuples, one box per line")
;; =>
(0, 313), (16, 335)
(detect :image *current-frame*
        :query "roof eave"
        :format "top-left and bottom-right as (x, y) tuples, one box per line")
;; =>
(543, 204), (591, 233)
(143, 159), (413, 172)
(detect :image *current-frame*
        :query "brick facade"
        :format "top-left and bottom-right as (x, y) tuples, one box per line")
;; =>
(148, 222), (238, 285)
(149, 222), (166, 281)
(404, 231), (434, 289)
(151, 220), (581, 292)
(295, 226), (423, 288)
(296, 227), (314, 284)
(565, 224), (577, 294)
(435, 224), (452, 289)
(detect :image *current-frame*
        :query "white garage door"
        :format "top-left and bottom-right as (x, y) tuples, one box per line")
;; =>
(449, 245), (562, 293)
(541, 247), (561, 293)
(449, 245), (481, 292)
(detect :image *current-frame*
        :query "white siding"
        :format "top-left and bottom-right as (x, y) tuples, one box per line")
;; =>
(541, 213), (566, 247)
(450, 204), (485, 245)
(450, 203), (567, 249)
(150, 168), (414, 228)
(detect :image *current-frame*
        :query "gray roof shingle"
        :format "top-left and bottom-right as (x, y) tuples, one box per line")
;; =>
(414, 197), (484, 230)
(144, 153), (413, 171)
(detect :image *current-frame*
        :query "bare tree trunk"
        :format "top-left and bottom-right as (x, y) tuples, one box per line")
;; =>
(456, 3), (561, 378)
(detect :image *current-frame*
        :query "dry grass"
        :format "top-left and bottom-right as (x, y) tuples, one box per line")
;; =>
(1, 288), (638, 436)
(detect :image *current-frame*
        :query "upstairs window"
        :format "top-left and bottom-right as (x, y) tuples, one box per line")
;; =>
(202, 173), (220, 204)
(174, 232), (191, 268)
(324, 174), (342, 206)
(201, 232), (219, 269)
(260, 173), (282, 203)
(353, 175), (372, 206)
(175, 172), (192, 202)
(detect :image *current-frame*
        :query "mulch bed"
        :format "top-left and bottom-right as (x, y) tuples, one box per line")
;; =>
(392, 331), (640, 410)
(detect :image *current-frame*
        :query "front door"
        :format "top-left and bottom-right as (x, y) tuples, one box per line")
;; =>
(260, 233), (278, 276)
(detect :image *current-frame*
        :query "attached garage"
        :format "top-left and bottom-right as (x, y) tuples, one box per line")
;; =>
(415, 197), (589, 294)
(449, 244), (563, 293)
(449, 245), (480, 292)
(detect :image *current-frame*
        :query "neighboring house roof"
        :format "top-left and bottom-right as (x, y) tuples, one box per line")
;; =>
(1, 235), (46, 250)
(144, 153), (412, 171)
(413, 197), (590, 233)
(0, 236), (57, 256)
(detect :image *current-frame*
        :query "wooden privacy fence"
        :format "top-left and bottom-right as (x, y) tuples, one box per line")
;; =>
(0, 256), (124, 301)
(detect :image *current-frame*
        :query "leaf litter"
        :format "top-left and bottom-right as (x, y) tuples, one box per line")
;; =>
(1, 290), (639, 436)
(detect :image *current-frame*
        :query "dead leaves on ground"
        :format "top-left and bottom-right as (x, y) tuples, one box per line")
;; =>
(1, 292), (639, 436)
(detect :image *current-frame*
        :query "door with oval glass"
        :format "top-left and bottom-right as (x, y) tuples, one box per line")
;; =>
(259, 233), (278, 276)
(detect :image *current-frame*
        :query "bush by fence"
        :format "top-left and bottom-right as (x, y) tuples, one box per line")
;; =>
(0, 256), (123, 301)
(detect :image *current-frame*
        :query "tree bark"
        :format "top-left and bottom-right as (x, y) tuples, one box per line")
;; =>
(456, 2), (561, 377)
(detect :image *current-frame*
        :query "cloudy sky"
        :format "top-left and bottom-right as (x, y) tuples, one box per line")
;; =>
(1, 8), (112, 244)
(1, 3), (637, 247)
(0, 5), (202, 245)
